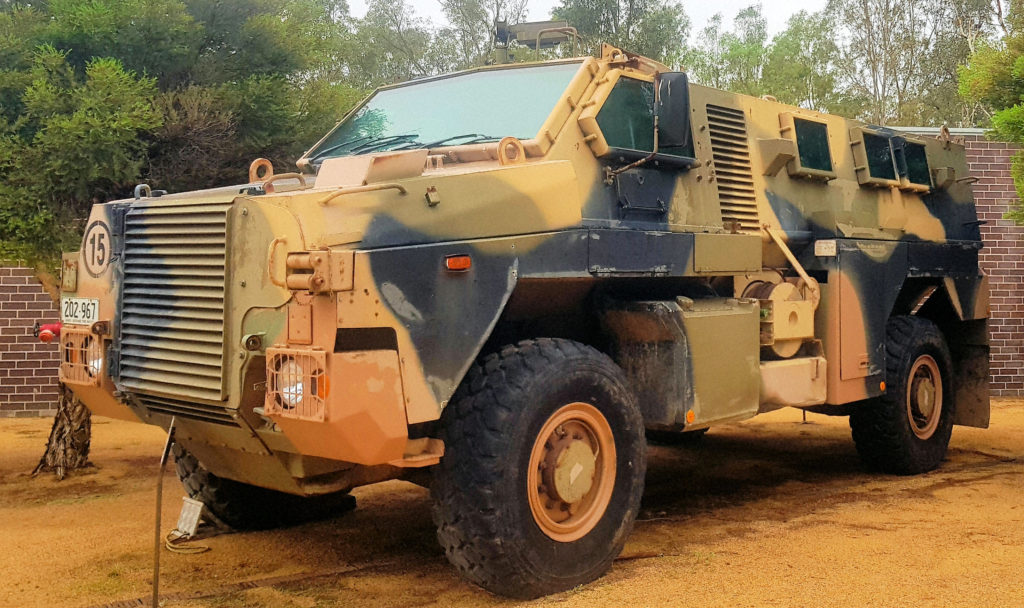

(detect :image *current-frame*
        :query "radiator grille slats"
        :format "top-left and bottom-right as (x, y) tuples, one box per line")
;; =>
(707, 104), (760, 234)
(135, 394), (237, 426)
(119, 201), (231, 402)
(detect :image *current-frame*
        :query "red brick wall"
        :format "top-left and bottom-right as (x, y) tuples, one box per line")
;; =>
(0, 267), (60, 417)
(964, 136), (1024, 396)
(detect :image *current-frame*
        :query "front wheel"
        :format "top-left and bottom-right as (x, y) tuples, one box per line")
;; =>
(431, 339), (646, 598)
(173, 444), (355, 530)
(850, 316), (954, 475)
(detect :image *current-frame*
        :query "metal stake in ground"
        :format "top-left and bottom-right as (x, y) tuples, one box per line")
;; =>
(153, 417), (176, 607)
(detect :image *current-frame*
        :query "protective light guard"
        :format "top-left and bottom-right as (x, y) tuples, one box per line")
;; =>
(59, 326), (103, 387)
(265, 347), (327, 422)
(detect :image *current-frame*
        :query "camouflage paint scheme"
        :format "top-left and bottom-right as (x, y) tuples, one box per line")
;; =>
(59, 46), (989, 495)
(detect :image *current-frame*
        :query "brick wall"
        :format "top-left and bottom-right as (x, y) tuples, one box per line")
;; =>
(963, 135), (1024, 396)
(0, 267), (60, 417)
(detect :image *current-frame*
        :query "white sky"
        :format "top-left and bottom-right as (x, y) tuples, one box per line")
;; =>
(347, 0), (829, 41)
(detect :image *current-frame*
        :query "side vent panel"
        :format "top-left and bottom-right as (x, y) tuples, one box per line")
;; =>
(706, 104), (760, 234)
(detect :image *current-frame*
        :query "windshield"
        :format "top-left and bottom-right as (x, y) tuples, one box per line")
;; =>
(305, 62), (582, 163)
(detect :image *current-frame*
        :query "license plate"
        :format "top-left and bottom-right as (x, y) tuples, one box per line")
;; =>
(61, 297), (99, 325)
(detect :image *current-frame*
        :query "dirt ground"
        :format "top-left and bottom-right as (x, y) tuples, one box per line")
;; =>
(1, 400), (1022, 608)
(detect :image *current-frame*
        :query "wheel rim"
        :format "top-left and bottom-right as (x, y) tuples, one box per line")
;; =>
(527, 402), (616, 542)
(906, 354), (942, 440)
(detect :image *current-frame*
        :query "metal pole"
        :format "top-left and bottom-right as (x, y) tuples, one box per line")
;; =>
(153, 416), (176, 607)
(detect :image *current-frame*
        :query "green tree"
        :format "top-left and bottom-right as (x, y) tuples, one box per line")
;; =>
(960, 1), (1024, 222)
(43, 0), (201, 87)
(553, 0), (690, 64)
(440, 0), (527, 66)
(0, 47), (161, 264)
(761, 11), (844, 112)
(685, 6), (769, 97)
(348, 0), (452, 87)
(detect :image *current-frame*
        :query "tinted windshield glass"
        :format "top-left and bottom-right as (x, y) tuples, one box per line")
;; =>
(307, 62), (581, 161)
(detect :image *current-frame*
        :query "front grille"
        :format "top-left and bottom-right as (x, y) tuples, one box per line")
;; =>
(135, 394), (239, 426)
(119, 201), (232, 402)
(707, 104), (760, 234)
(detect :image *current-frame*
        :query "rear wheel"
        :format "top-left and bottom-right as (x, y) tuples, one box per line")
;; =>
(850, 316), (954, 475)
(173, 444), (355, 530)
(431, 339), (646, 598)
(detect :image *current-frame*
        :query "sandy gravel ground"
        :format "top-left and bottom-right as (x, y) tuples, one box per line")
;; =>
(1, 400), (1022, 608)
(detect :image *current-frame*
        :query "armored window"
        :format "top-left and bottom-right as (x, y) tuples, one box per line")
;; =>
(596, 77), (656, 153)
(902, 141), (931, 187)
(794, 118), (832, 172)
(850, 127), (931, 191)
(592, 76), (694, 161)
(776, 113), (835, 181)
(863, 132), (897, 181)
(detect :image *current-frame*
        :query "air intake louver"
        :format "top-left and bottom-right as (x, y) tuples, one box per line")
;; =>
(119, 202), (231, 402)
(706, 104), (760, 234)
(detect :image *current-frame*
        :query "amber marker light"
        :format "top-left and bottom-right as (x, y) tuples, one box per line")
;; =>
(445, 254), (472, 271)
(880, 381), (886, 392)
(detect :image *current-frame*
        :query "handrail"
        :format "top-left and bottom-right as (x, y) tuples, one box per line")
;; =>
(263, 172), (308, 193)
(266, 237), (288, 288)
(318, 183), (408, 206)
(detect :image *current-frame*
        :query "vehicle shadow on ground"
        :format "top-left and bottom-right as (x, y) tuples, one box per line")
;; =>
(145, 419), (1018, 607)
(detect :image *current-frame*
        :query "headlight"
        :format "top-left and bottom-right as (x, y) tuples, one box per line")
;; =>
(266, 349), (329, 421)
(278, 358), (306, 409)
(82, 335), (103, 376)
(88, 353), (104, 375)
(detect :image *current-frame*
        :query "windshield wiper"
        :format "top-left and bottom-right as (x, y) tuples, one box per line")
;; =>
(308, 135), (375, 163)
(349, 133), (422, 154)
(402, 133), (503, 149)
(309, 133), (422, 162)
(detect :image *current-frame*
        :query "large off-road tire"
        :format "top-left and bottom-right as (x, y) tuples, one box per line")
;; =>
(850, 316), (954, 475)
(431, 338), (646, 599)
(172, 444), (355, 530)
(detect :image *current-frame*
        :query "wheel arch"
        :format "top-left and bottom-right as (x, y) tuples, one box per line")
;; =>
(888, 278), (990, 428)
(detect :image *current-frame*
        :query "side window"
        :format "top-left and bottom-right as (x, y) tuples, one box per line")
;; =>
(794, 118), (833, 173)
(902, 141), (931, 187)
(596, 77), (655, 152)
(595, 77), (694, 158)
(780, 113), (836, 181)
(851, 129), (931, 191)
(863, 132), (897, 181)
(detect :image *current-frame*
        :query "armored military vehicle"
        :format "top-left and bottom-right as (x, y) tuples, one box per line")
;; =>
(57, 45), (989, 597)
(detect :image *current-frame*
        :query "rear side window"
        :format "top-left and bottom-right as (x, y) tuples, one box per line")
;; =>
(851, 128), (931, 191)
(903, 142), (930, 187)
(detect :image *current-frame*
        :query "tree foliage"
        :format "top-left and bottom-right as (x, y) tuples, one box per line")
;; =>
(0, 47), (161, 263)
(960, 1), (1024, 222)
(553, 0), (690, 64)
(0, 0), (368, 269)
